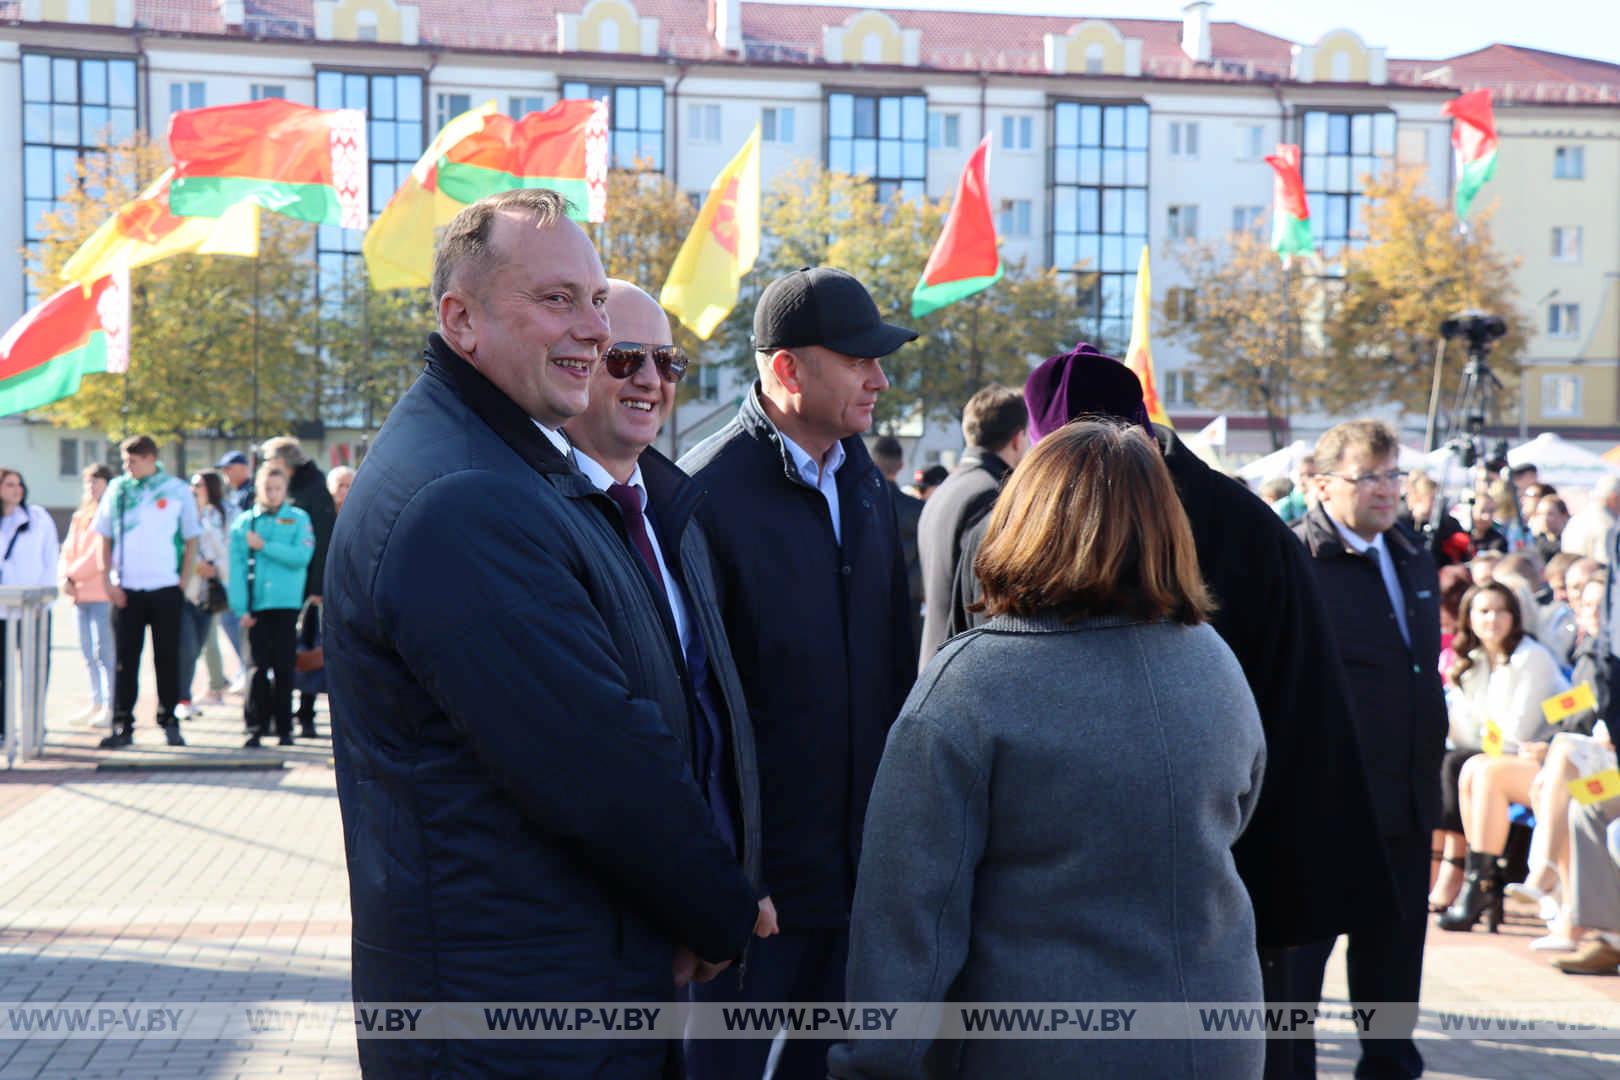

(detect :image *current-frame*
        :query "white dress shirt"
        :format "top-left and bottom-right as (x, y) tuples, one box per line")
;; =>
(1330, 513), (1411, 647)
(775, 430), (847, 545)
(573, 451), (691, 657)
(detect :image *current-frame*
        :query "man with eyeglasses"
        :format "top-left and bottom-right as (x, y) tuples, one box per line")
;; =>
(678, 267), (918, 1080)
(1292, 419), (1447, 1080)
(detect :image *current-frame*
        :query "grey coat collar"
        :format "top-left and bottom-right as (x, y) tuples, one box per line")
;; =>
(981, 612), (1162, 635)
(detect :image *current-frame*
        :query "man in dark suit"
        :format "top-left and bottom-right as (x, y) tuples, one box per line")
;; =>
(1293, 419), (1448, 1080)
(679, 267), (917, 1080)
(871, 435), (925, 643)
(914, 383), (1028, 668)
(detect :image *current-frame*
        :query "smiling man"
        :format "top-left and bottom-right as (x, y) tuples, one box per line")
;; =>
(324, 191), (758, 1078)
(678, 267), (919, 1080)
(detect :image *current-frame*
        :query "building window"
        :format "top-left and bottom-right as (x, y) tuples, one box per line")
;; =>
(1001, 114), (1033, 151)
(1301, 109), (1395, 259)
(697, 363), (721, 403)
(169, 81), (206, 113)
(1083, 43), (1105, 74)
(1052, 101), (1149, 352)
(1541, 374), (1582, 419)
(1553, 146), (1585, 180)
(998, 198), (1031, 238)
(1231, 205), (1264, 234)
(1164, 369), (1196, 406)
(563, 81), (664, 171)
(1548, 303), (1581, 338)
(762, 106), (795, 144)
(1236, 123), (1264, 160)
(827, 92), (926, 202)
(1164, 287), (1196, 324)
(433, 92), (471, 131)
(509, 96), (547, 120)
(688, 103), (722, 144)
(21, 53), (139, 306)
(928, 111), (959, 150)
(1167, 204), (1199, 240)
(1169, 120), (1199, 159)
(1551, 226), (1582, 262)
(251, 84), (286, 101)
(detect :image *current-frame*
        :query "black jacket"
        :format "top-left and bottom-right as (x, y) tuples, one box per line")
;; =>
(915, 447), (1010, 668)
(326, 336), (757, 1078)
(890, 480), (926, 640)
(951, 427), (1397, 946)
(679, 385), (916, 929)
(1295, 503), (1449, 840)
(285, 459), (336, 600)
(1397, 505), (1471, 567)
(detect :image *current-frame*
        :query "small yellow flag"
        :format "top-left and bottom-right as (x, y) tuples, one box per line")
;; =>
(1567, 768), (1620, 807)
(661, 126), (761, 340)
(1122, 245), (1171, 429)
(1542, 683), (1597, 725)
(1481, 720), (1504, 757)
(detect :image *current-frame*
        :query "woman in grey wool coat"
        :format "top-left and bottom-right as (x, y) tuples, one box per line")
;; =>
(830, 421), (1268, 1079)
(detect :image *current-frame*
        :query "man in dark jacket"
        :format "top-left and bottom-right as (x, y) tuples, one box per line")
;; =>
(261, 434), (337, 739)
(678, 267), (917, 1080)
(872, 435), (925, 643)
(324, 190), (759, 1079)
(950, 346), (1396, 1080)
(1292, 419), (1448, 1080)
(914, 383), (1027, 668)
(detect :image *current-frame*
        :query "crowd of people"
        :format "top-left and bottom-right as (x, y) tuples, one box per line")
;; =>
(2, 435), (349, 750)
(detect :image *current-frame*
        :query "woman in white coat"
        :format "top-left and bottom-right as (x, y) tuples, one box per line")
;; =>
(0, 468), (61, 738)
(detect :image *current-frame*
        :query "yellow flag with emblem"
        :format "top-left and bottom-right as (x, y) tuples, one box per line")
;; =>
(660, 126), (760, 340)
(1542, 683), (1597, 725)
(1567, 768), (1620, 807)
(1481, 719), (1504, 757)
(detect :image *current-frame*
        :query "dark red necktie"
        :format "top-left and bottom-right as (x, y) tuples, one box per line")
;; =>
(606, 482), (664, 590)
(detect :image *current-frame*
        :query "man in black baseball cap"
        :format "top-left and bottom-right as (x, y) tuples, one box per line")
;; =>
(677, 268), (918, 1080)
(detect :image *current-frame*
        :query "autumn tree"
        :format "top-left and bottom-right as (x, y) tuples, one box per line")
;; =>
(1158, 230), (1331, 449)
(1321, 171), (1531, 422)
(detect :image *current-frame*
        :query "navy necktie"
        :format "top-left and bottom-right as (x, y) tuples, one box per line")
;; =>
(606, 482), (664, 590)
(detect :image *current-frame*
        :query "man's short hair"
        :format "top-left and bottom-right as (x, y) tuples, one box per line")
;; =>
(259, 435), (308, 468)
(1537, 495), (1570, 518)
(432, 188), (573, 307)
(1314, 419), (1399, 473)
(1509, 464), (1538, 481)
(871, 435), (904, 470)
(961, 384), (1026, 452)
(1259, 477), (1293, 502)
(119, 434), (158, 459)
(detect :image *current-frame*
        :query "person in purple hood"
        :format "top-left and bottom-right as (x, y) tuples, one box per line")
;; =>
(949, 343), (1396, 1080)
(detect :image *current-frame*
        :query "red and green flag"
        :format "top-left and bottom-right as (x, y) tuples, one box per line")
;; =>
(0, 270), (129, 417)
(912, 133), (1002, 318)
(434, 100), (610, 221)
(169, 99), (369, 229)
(1265, 144), (1314, 258)
(1442, 89), (1498, 222)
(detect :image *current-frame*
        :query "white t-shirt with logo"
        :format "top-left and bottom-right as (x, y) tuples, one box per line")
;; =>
(93, 469), (202, 591)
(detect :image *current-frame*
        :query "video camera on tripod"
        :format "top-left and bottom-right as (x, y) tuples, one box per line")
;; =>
(1439, 310), (1508, 468)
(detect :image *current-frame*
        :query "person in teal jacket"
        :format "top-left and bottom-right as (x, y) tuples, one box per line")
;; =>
(229, 463), (314, 747)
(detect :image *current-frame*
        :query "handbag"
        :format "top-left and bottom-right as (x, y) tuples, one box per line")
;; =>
(295, 597), (324, 673)
(205, 577), (230, 615)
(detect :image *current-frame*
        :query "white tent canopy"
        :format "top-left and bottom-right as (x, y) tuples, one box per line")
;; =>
(1240, 440), (1430, 486)
(1506, 432), (1620, 491)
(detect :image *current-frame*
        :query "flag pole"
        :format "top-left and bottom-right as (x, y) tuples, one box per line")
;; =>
(251, 223), (262, 448)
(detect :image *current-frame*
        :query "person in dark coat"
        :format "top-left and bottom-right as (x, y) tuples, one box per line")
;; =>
(914, 383), (1027, 668)
(1398, 470), (1473, 567)
(261, 435), (337, 739)
(871, 435), (925, 643)
(948, 344), (1396, 1080)
(1292, 419), (1448, 1080)
(678, 266), (917, 1080)
(324, 190), (758, 1079)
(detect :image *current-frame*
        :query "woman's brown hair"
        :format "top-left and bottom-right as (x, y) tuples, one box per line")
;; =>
(77, 463), (114, 517)
(1449, 581), (1524, 682)
(972, 420), (1213, 625)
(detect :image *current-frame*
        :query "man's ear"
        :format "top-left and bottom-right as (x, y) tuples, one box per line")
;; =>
(439, 290), (477, 357)
(770, 349), (803, 395)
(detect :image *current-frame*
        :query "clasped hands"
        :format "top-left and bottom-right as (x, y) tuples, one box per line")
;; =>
(673, 896), (779, 989)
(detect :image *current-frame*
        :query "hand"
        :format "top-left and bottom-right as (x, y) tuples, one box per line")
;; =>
(245, 533), (266, 551)
(108, 585), (126, 609)
(240, 614), (256, 630)
(194, 561), (216, 579)
(1519, 741), (1549, 764)
(673, 946), (733, 989)
(754, 896), (779, 938)
(308, 594), (321, 604)
(61, 579), (76, 600)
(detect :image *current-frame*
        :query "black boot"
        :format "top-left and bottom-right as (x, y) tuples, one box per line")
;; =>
(98, 723), (133, 750)
(1438, 851), (1505, 933)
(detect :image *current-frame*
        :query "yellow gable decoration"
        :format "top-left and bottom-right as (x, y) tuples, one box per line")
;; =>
(1043, 21), (1143, 78)
(1290, 29), (1387, 86)
(25, 0), (133, 26)
(313, 0), (421, 46)
(822, 10), (921, 67)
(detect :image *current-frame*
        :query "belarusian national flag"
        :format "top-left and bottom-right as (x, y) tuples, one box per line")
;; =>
(1442, 89), (1498, 221)
(1123, 245), (1170, 429)
(660, 126), (761, 340)
(61, 167), (259, 289)
(363, 99), (502, 291)
(0, 270), (130, 417)
(1265, 144), (1313, 257)
(434, 100), (610, 223)
(911, 134), (1001, 318)
(169, 99), (368, 229)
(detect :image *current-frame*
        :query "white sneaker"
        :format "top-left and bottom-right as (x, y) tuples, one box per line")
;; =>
(1531, 933), (1577, 952)
(75, 703), (102, 725)
(174, 702), (193, 721)
(228, 674), (247, 694)
(91, 707), (113, 728)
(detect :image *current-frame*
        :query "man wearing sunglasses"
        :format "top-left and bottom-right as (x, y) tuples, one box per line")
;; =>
(678, 267), (919, 1080)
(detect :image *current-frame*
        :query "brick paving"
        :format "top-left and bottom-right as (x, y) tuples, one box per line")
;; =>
(2, 597), (1619, 1077)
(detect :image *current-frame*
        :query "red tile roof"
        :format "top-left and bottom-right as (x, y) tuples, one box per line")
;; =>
(0, 1), (1613, 103)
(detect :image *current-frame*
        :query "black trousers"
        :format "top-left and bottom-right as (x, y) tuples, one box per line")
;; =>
(295, 602), (320, 728)
(685, 928), (848, 1080)
(246, 609), (298, 739)
(112, 586), (182, 729)
(1287, 832), (1430, 1079)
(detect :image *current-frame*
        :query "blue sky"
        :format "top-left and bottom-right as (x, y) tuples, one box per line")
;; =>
(759, 0), (1620, 64)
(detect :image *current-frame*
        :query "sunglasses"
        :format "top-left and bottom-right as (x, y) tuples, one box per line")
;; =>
(601, 342), (690, 384)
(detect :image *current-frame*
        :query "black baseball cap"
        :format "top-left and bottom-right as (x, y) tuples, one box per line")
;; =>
(753, 267), (918, 358)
